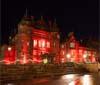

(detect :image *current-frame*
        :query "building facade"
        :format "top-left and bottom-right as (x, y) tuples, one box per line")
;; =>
(60, 32), (96, 63)
(13, 16), (60, 64)
(3, 16), (97, 64)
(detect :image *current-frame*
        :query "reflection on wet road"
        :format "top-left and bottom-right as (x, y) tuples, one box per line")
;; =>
(6, 73), (100, 85)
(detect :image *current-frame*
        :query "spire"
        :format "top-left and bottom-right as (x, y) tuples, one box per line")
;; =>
(41, 16), (43, 20)
(48, 20), (52, 31)
(31, 16), (34, 23)
(68, 32), (74, 37)
(24, 8), (28, 17)
(52, 18), (59, 32)
(9, 36), (12, 45)
(39, 16), (45, 24)
(68, 32), (76, 41)
(53, 18), (57, 28)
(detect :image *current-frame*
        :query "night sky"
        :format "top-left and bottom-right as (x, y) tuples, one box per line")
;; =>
(1, 0), (98, 45)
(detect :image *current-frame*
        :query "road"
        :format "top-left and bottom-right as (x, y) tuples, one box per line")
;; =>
(5, 72), (100, 85)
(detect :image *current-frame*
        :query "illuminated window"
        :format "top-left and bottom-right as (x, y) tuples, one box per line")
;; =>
(41, 40), (45, 48)
(39, 40), (45, 48)
(27, 42), (29, 46)
(47, 42), (50, 48)
(62, 51), (65, 55)
(33, 40), (37, 47)
(70, 42), (75, 48)
(39, 40), (41, 47)
(37, 40), (50, 48)
(62, 45), (64, 48)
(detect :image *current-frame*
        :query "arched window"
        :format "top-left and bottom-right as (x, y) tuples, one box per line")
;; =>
(33, 39), (37, 47)
(47, 41), (50, 48)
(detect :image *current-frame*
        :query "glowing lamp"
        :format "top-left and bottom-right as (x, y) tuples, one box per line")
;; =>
(83, 54), (87, 58)
(66, 54), (71, 58)
(8, 47), (12, 51)
(43, 58), (48, 64)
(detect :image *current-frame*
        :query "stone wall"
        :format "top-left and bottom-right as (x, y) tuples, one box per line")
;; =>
(83, 63), (98, 72)
(0, 64), (67, 83)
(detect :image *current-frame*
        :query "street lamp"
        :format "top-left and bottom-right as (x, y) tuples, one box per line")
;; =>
(43, 58), (48, 64)
(8, 47), (12, 51)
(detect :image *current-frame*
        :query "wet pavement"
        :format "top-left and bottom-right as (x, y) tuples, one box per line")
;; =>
(5, 72), (100, 85)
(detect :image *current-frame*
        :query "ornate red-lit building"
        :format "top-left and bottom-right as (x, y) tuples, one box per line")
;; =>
(3, 16), (97, 64)
(60, 32), (96, 63)
(12, 16), (60, 64)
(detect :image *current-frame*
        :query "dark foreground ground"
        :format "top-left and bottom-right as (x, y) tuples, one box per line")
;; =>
(2, 72), (100, 85)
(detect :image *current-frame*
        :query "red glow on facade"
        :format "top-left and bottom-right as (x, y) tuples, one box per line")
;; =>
(47, 41), (50, 48)
(60, 33), (97, 63)
(33, 39), (37, 47)
(4, 46), (16, 64)
(2, 17), (97, 64)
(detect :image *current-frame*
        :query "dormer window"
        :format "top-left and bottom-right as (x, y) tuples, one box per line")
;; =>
(61, 45), (64, 48)
(70, 42), (75, 48)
